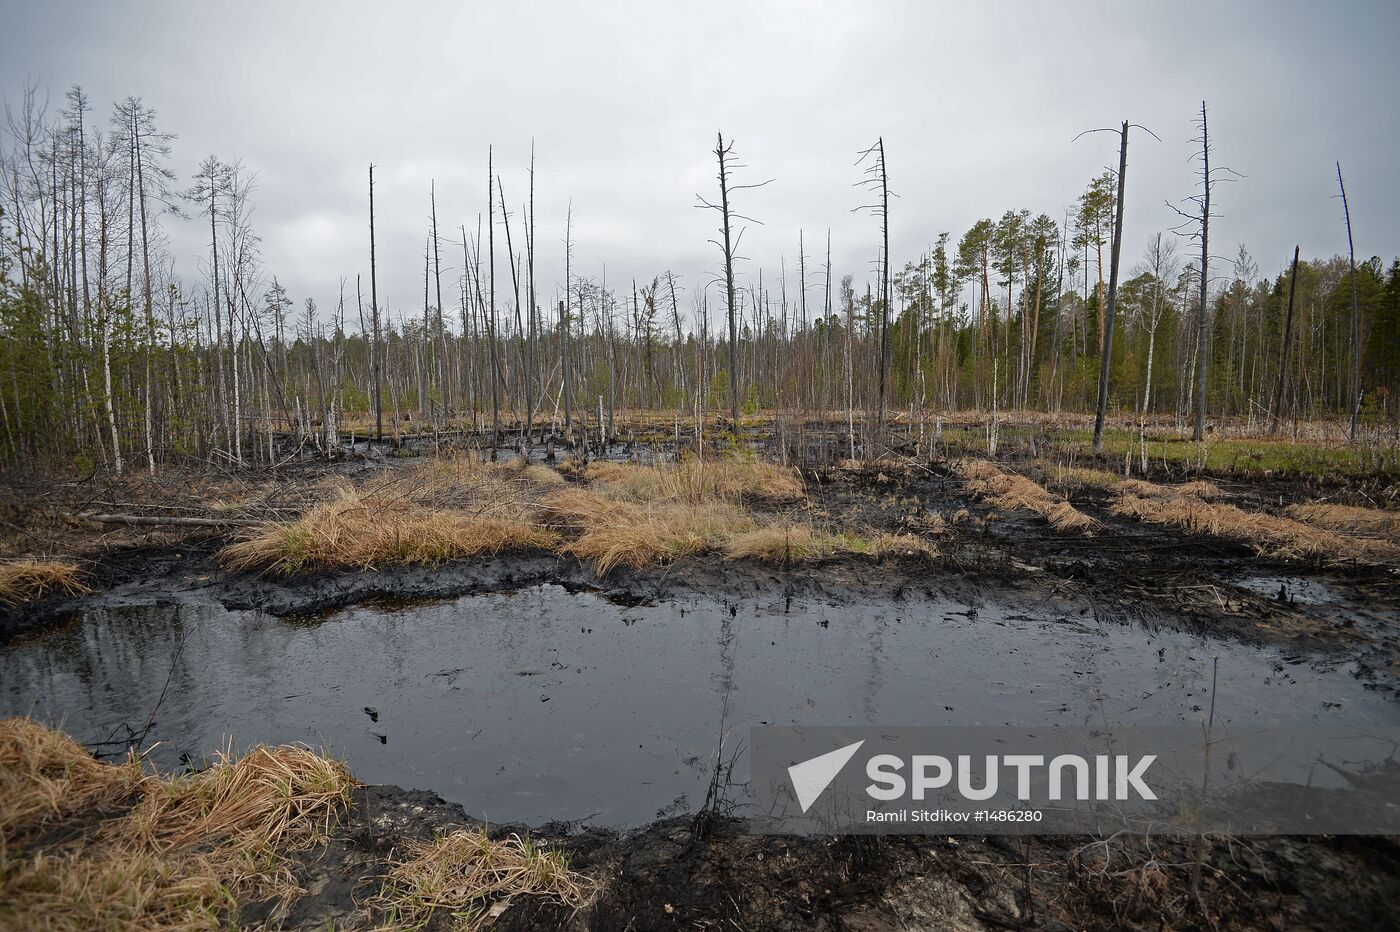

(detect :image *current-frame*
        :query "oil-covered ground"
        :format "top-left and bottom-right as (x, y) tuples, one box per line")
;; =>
(3, 445), (1399, 929)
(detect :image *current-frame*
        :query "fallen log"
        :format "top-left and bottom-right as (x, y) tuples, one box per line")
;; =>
(72, 513), (267, 528)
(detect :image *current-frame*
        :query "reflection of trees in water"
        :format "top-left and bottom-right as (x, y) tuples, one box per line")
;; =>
(863, 610), (887, 724)
(715, 610), (737, 728)
(1, 603), (195, 747)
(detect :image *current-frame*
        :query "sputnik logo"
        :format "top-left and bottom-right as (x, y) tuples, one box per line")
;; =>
(788, 740), (865, 813)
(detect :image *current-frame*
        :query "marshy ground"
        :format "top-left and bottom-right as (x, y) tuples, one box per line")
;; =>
(2, 418), (1399, 929)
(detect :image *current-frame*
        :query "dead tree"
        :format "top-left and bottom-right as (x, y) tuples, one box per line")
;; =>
(525, 142), (538, 443)
(1168, 102), (1232, 443)
(1270, 245), (1301, 435)
(697, 132), (770, 441)
(420, 235), (430, 422)
(1193, 104), (1213, 442)
(855, 138), (893, 450)
(1138, 233), (1178, 469)
(1077, 120), (1157, 454)
(1336, 163), (1362, 439)
(368, 163), (383, 440)
(486, 146), (501, 451)
(563, 204), (575, 440)
(497, 171), (526, 441)
(431, 181), (447, 418)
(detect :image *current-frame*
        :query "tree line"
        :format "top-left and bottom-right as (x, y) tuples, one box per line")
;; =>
(2, 82), (1397, 473)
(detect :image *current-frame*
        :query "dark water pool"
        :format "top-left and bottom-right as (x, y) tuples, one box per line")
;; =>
(2, 585), (1391, 826)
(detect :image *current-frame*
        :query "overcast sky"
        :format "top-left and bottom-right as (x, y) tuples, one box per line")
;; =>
(4, 1), (1397, 324)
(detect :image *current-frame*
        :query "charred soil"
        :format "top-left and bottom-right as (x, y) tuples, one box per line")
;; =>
(4, 452), (1400, 929)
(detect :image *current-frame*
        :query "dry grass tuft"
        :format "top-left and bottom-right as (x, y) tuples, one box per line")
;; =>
(369, 828), (593, 931)
(220, 484), (557, 574)
(517, 462), (566, 487)
(389, 454), (562, 508)
(955, 459), (1101, 534)
(1113, 493), (1391, 562)
(723, 524), (935, 563)
(1042, 501), (1101, 534)
(0, 718), (144, 846)
(1117, 478), (1168, 498)
(1118, 478), (1222, 501)
(120, 743), (355, 856)
(1177, 479), (1223, 500)
(531, 455), (802, 572)
(220, 455), (802, 575)
(218, 453), (948, 576)
(0, 559), (89, 608)
(0, 718), (355, 931)
(865, 532), (938, 559)
(1285, 503), (1400, 539)
(582, 456), (803, 504)
(908, 511), (948, 535)
(724, 524), (849, 563)
(1041, 464), (1123, 494)
(544, 489), (752, 573)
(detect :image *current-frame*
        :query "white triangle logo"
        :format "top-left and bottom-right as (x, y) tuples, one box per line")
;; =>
(788, 740), (866, 813)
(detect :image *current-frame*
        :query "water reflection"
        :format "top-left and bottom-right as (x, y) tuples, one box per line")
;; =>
(2, 584), (1392, 827)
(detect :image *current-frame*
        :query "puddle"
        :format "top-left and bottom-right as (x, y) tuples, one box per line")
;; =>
(1233, 574), (1341, 606)
(2, 585), (1392, 827)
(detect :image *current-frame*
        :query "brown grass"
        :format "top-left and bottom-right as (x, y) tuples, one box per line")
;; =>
(0, 718), (354, 931)
(864, 532), (938, 559)
(220, 483), (558, 574)
(1039, 464), (1124, 494)
(0, 559), (89, 607)
(581, 456), (803, 503)
(955, 459), (1101, 534)
(530, 456), (801, 573)
(1112, 493), (1392, 562)
(216, 453), (934, 576)
(543, 488), (753, 573)
(368, 829), (593, 931)
(723, 524), (935, 563)
(1285, 503), (1400, 539)
(0, 717), (144, 847)
(1118, 478), (1222, 501)
(387, 453), (563, 508)
(1118, 479), (1169, 498)
(1177, 480), (1224, 500)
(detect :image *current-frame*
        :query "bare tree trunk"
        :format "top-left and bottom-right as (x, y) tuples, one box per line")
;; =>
(368, 164), (383, 441)
(420, 237), (430, 423)
(431, 181), (448, 420)
(563, 206), (574, 441)
(715, 132), (741, 442)
(485, 150), (502, 454)
(1270, 245), (1301, 435)
(525, 145), (537, 444)
(845, 277), (855, 459)
(1192, 102), (1211, 443)
(1337, 163), (1362, 439)
(863, 138), (891, 453)
(1092, 121), (1129, 455)
(1139, 234), (1171, 470)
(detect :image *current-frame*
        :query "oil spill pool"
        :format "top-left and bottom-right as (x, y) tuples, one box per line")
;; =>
(2, 585), (1393, 827)
(1233, 574), (1341, 606)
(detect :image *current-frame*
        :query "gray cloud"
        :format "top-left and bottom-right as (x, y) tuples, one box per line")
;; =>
(4, 0), (1397, 322)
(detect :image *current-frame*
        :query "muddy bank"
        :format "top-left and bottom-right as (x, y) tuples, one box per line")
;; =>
(263, 782), (1400, 931)
(13, 583), (1387, 829)
(5, 454), (1398, 703)
(6, 456), (1400, 929)
(0, 541), (962, 640)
